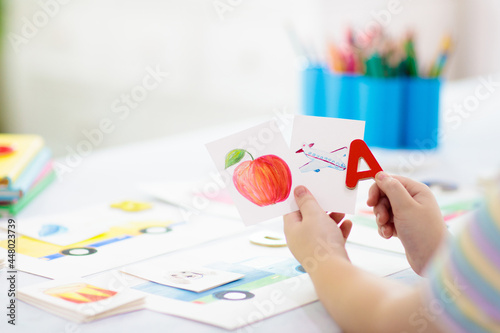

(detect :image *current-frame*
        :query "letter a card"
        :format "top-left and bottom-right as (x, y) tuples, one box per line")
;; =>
(290, 115), (365, 214)
(206, 120), (304, 225)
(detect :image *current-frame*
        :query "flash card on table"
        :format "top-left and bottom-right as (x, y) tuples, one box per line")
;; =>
(0, 215), (107, 246)
(18, 279), (145, 323)
(206, 120), (304, 225)
(290, 116), (365, 214)
(121, 265), (244, 293)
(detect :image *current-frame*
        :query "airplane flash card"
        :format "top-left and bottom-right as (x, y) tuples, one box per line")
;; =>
(289, 115), (365, 214)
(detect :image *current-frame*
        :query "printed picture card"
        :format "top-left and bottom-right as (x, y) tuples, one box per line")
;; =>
(290, 115), (365, 214)
(206, 117), (365, 224)
(121, 265), (244, 293)
(0, 203), (244, 279)
(206, 120), (304, 225)
(0, 215), (108, 246)
(18, 279), (146, 323)
(139, 180), (240, 220)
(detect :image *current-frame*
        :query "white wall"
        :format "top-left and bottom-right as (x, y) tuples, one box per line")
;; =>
(1, 0), (499, 157)
(2, 0), (306, 156)
(453, 0), (500, 78)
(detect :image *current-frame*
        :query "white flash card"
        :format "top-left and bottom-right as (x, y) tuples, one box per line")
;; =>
(206, 120), (304, 225)
(290, 115), (365, 214)
(121, 265), (244, 293)
(0, 216), (107, 246)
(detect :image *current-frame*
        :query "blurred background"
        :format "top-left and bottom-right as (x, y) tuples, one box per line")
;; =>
(1, 0), (500, 157)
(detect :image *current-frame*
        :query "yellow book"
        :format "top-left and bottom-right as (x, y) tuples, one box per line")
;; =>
(0, 134), (44, 188)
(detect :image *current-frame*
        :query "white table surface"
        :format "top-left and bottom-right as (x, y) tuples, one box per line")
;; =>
(2, 75), (500, 333)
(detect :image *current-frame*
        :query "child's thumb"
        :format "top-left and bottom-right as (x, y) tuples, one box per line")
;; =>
(294, 186), (323, 219)
(374, 172), (413, 209)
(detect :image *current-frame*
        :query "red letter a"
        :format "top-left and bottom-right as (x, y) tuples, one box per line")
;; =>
(345, 139), (383, 189)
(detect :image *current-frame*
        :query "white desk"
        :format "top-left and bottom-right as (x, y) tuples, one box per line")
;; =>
(2, 76), (500, 332)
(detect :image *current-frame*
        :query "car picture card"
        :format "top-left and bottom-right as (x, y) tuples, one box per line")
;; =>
(0, 202), (244, 279)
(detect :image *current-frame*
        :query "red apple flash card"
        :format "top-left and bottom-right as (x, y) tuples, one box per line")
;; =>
(206, 116), (375, 225)
(206, 120), (302, 225)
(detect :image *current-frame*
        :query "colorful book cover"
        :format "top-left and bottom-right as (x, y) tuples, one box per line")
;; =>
(30, 161), (53, 187)
(0, 160), (53, 205)
(0, 134), (44, 187)
(0, 147), (52, 201)
(18, 279), (145, 323)
(0, 170), (56, 216)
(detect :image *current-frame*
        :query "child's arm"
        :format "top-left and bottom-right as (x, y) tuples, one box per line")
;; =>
(284, 186), (443, 333)
(367, 172), (448, 274)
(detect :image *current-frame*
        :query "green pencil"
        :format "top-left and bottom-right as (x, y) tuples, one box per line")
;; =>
(404, 36), (418, 77)
(365, 53), (384, 77)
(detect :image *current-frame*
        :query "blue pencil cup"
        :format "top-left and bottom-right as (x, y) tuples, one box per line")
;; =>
(302, 66), (327, 117)
(301, 67), (441, 150)
(324, 73), (361, 119)
(359, 78), (404, 149)
(403, 78), (441, 149)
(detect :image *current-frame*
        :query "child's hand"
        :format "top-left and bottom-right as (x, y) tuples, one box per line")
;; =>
(283, 186), (352, 267)
(367, 172), (447, 275)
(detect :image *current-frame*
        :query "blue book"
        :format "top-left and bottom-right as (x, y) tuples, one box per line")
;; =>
(0, 147), (52, 201)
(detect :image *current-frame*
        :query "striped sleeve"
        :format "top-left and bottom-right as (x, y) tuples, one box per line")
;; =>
(424, 185), (500, 333)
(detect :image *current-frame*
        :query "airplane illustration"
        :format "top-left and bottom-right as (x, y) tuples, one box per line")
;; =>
(295, 143), (347, 173)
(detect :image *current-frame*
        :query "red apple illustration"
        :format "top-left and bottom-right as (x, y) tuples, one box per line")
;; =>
(225, 149), (292, 207)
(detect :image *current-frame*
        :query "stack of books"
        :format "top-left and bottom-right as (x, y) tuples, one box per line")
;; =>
(18, 279), (146, 323)
(0, 134), (56, 216)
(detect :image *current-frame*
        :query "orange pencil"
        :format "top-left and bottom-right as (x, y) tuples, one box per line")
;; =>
(328, 42), (345, 73)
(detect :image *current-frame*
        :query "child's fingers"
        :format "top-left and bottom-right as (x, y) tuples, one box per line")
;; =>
(293, 186), (323, 221)
(391, 225), (398, 237)
(340, 219), (353, 239)
(367, 182), (384, 207)
(283, 211), (303, 224)
(283, 212), (302, 239)
(374, 197), (391, 226)
(378, 226), (385, 238)
(375, 172), (414, 210)
(328, 212), (345, 223)
(391, 175), (430, 197)
(379, 223), (395, 239)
